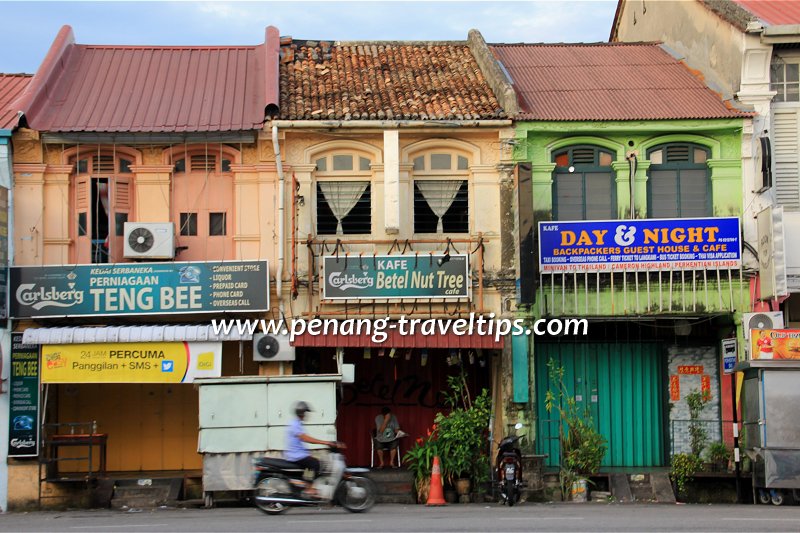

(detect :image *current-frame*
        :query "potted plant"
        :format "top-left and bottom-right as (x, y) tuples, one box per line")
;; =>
(705, 441), (731, 472)
(404, 425), (439, 503)
(670, 452), (702, 498)
(545, 360), (607, 502)
(434, 372), (491, 500)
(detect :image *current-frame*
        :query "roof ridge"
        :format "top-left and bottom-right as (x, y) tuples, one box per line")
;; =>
(81, 44), (259, 50)
(490, 41), (663, 47)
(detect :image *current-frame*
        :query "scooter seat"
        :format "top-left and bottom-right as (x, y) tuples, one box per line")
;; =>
(255, 457), (306, 472)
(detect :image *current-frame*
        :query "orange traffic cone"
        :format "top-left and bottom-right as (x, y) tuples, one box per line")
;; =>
(426, 455), (447, 506)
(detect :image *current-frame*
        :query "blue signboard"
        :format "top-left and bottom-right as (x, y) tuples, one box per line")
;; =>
(538, 217), (741, 273)
(10, 260), (269, 318)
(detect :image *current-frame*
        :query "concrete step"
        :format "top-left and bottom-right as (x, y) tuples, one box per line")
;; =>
(111, 478), (183, 509)
(363, 469), (414, 504)
(609, 473), (633, 503)
(650, 472), (677, 503)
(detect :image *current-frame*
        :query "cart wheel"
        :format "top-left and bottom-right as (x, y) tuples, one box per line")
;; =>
(771, 490), (785, 506)
(204, 492), (215, 508)
(758, 489), (771, 505)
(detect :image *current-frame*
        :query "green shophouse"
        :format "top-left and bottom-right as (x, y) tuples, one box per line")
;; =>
(489, 43), (753, 470)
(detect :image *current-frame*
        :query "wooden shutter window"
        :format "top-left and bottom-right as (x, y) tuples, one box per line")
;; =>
(190, 154), (217, 172)
(92, 155), (115, 174)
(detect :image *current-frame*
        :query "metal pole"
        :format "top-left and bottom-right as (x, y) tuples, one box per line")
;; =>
(731, 372), (741, 503)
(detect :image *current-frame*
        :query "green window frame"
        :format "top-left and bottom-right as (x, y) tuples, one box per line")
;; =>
(646, 143), (711, 218)
(552, 145), (616, 221)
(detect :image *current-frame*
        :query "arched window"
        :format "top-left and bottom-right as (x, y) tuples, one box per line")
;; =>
(647, 143), (710, 218)
(314, 152), (372, 235)
(171, 147), (236, 261)
(411, 151), (470, 234)
(70, 150), (135, 263)
(552, 146), (615, 220)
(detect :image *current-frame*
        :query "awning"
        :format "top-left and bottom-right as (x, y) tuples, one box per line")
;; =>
(292, 329), (503, 349)
(21, 325), (253, 345)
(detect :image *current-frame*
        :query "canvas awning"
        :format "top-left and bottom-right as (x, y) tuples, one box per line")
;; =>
(21, 325), (252, 345)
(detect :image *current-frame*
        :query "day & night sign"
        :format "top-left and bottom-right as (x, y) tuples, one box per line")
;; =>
(538, 217), (741, 273)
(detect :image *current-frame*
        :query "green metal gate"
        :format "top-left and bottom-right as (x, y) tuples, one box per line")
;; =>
(535, 342), (665, 468)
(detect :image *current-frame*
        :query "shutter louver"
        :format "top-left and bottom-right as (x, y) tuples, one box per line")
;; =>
(773, 109), (800, 210)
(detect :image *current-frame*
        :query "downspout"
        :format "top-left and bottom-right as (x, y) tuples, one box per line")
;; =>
(272, 123), (285, 375)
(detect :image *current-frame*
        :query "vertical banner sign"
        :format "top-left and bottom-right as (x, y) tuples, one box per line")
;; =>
(9, 332), (40, 457)
(669, 375), (680, 402)
(0, 187), (8, 319)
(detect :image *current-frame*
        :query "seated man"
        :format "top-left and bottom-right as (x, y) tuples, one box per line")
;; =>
(285, 401), (338, 483)
(374, 406), (402, 468)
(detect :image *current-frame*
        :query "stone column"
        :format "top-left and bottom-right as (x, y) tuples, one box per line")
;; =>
(707, 159), (743, 216)
(13, 163), (46, 265)
(612, 160), (632, 219)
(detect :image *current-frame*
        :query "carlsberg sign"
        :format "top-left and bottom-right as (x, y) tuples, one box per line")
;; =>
(322, 254), (470, 300)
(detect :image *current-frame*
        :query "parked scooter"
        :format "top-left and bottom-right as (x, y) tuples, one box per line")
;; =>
(496, 423), (525, 506)
(253, 443), (376, 515)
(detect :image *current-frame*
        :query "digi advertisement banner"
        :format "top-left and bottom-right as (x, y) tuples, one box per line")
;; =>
(9, 332), (40, 457)
(538, 217), (741, 273)
(750, 329), (800, 360)
(40, 342), (222, 383)
(322, 254), (470, 300)
(10, 260), (269, 319)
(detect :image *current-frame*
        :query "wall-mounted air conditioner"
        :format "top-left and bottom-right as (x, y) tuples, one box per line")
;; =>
(253, 333), (295, 362)
(743, 311), (785, 340)
(123, 222), (175, 259)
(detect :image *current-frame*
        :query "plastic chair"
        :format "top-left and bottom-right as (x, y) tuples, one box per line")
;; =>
(370, 429), (401, 467)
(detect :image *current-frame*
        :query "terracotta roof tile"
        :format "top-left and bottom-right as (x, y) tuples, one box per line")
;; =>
(490, 42), (750, 121)
(279, 41), (505, 120)
(0, 74), (31, 129)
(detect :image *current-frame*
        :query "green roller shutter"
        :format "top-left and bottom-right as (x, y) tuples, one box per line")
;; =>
(535, 342), (665, 468)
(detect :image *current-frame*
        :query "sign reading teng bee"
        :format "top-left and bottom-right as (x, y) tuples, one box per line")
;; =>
(322, 254), (470, 300)
(10, 260), (269, 318)
(538, 217), (741, 273)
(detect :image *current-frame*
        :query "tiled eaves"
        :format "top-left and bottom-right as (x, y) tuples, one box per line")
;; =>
(279, 40), (506, 121)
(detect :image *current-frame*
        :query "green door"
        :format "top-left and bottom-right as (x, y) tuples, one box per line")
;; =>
(535, 343), (665, 468)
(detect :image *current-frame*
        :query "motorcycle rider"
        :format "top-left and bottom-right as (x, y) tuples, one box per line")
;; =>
(286, 401), (339, 497)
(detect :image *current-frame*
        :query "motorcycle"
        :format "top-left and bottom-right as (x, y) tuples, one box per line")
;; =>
(496, 423), (524, 506)
(253, 443), (376, 515)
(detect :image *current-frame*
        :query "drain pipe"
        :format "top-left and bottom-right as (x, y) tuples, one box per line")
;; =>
(272, 123), (286, 375)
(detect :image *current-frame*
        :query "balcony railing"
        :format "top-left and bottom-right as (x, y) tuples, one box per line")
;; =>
(537, 268), (746, 317)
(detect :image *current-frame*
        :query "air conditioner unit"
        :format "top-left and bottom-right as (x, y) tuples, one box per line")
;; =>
(743, 311), (785, 340)
(253, 333), (295, 362)
(123, 222), (175, 259)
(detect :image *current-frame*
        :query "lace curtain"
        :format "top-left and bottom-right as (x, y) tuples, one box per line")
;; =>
(319, 181), (369, 234)
(416, 180), (464, 233)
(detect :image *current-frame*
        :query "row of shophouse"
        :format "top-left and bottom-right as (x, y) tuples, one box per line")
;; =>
(0, 0), (797, 510)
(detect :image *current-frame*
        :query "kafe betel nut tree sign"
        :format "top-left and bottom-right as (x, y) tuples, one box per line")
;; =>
(322, 254), (470, 300)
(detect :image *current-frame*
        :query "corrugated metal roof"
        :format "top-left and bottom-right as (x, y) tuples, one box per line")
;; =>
(292, 328), (504, 349)
(13, 25), (280, 133)
(0, 74), (31, 129)
(490, 42), (750, 121)
(732, 0), (800, 26)
(21, 325), (253, 344)
(279, 40), (505, 120)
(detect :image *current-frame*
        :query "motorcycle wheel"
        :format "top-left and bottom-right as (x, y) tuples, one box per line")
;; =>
(336, 476), (376, 513)
(506, 480), (515, 507)
(254, 477), (291, 515)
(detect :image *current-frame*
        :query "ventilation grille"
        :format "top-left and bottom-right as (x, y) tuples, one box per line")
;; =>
(191, 154), (217, 172)
(572, 148), (595, 164)
(92, 155), (115, 174)
(666, 145), (690, 163)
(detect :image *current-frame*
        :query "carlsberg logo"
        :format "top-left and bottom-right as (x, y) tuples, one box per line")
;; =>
(328, 271), (374, 291)
(16, 283), (84, 310)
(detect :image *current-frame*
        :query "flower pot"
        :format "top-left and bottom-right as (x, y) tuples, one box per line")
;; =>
(415, 477), (430, 504)
(455, 478), (471, 496)
(444, 489), (458, 503)
(570, 479), (588, 502)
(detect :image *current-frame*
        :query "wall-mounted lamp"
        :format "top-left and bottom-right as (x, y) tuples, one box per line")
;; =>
(437, 252), (451, 267)
(296, 195), (305, 206)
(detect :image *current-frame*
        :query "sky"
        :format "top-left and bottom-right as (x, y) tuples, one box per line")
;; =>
(0, 0), (617, 73)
